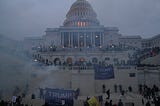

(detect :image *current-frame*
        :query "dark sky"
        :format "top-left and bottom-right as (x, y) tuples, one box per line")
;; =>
(0, 0), (160, 40)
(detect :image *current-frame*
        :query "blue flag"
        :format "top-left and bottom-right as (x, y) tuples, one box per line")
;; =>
(94, 65), (115, 80)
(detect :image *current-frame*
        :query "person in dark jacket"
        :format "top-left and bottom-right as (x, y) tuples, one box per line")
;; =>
(118, 99), (123, 106)
(105, 100), (109, 106)
(145, 101), (151, 106)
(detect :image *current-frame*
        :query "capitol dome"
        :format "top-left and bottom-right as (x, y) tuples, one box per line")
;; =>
(63, 0), (100, 27)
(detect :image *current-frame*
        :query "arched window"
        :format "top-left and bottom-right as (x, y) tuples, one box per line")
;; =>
(67, 57), (72, 64)
(78, 21), (80, 27)
(54, 58), (61, 65)
(105, 57), (110, 61)
(92, 57), (98, 63)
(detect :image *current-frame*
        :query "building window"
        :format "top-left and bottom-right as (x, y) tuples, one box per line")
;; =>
(80, 22), (83, 27)
(78, 21), (80, 27)
(77, 21), (86, 27)
(83, 22), (85, 26)
(129, 73), (136, 77)
(92, 57), (98, 63)
(113, 58), (118, 62)
(105, 57), (110, 61)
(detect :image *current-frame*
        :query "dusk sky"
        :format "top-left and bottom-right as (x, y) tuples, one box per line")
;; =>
(0, 0), (160, 40)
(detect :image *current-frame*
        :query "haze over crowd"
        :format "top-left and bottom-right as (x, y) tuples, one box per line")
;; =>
(0, 0), (160, 40)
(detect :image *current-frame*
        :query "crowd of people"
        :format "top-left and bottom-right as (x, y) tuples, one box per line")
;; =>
(33, 53), (137, 70)
(83, 96), (125, 106)
(0, 95), (30, 106)
(31, 43), (143, 67)
(138, 47), (160, 62)
(104, 99), (124, 106)
(83, 84), (160, 106)
(139, 84), (160, 106)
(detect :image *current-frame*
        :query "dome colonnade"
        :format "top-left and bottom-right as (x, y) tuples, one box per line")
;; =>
(61, 0), (103, 48)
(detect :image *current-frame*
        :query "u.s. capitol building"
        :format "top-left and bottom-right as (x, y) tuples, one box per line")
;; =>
(22, 0), (160, 96)
(23, 0), (159, 66)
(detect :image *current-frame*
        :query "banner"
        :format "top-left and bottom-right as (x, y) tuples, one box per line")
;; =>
(45, 88), (75, 106)
(94, 65), (114, 80)
(45, 88), (75, 100)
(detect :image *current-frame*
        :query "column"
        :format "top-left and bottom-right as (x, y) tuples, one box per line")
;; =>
(102, 33), (104, 47)
(100, 33), (102, 47)
(100, 32), (103, 47)
(93, 32), (95, 47)
(90, 32), (92, 47)
(61, 32), (62, 46)
(91, 32), (93, 47)
(69, 32), (71, 47)
(84, 33), (86, 48)
(158, 66), (160, 82)
(78, 32), (80, 48)
(61, 32), (64, 47)
(73, 32), (75, 47)
(70, 32), (73, 47)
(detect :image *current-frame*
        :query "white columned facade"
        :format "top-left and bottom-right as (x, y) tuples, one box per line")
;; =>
(61, 31), (104, 48)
